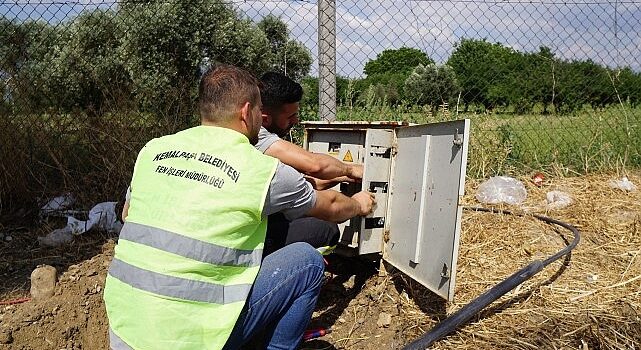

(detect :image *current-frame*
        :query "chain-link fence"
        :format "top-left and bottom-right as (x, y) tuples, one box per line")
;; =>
(1, 0), (640, 218)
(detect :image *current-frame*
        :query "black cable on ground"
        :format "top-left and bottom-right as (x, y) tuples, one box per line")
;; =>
(402, 206), (581, 350)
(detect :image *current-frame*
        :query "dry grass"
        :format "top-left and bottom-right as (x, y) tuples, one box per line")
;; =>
(1, 170), (639, 349)
(397, 171), (641, 349)
(0, 111), (186, 223)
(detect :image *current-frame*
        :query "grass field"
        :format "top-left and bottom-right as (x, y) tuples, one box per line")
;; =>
(299, 104), (641, 178)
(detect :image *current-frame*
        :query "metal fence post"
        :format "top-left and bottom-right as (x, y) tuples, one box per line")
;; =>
(318, 0), (336, 121)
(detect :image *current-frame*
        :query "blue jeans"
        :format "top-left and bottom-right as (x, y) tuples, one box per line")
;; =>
(223, 242), (325, 350)
(263, 213), (339, 257)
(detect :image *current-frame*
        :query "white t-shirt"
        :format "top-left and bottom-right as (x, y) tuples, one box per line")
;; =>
(255, 126), (281, 154)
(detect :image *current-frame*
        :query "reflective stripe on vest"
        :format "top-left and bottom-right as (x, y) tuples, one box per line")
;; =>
(119, 222), (262, 267)
(108, 257), (252, 304)
(109, 329), (133, 350)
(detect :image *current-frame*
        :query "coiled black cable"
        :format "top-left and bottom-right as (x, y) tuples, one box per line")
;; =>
(402, 206), (581, 350)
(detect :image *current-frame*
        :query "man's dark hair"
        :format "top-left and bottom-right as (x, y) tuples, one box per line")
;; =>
(259, 72), (303, 114)
(199, 64), (261, 123)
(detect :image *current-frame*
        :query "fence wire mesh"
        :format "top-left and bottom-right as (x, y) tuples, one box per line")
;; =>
(1, 0), (640, 217)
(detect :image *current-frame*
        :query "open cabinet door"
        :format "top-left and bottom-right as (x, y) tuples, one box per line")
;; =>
(383, 119), (470, 300)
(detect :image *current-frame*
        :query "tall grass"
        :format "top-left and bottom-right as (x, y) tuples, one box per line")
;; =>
(301, 104), (641, 178)
(2, 104), (639, 221)
(0, 110), (192, 223)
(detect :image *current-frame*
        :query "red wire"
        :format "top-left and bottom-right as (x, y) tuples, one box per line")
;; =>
(0, 297), (31, 305)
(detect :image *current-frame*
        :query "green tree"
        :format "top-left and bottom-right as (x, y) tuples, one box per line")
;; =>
(497, 49), (543, 113)
(257, 15), (312, 80)
(45, 10), (129, 114)
(118, 0), (272, 118)
(555, 59), (611, 112)
(358, 47), (433, 105)
(354, 72), (407, 105)
(300, 76), (319, 109)
(364, 47), (433, 76)
(615, 67), (641, 107)
(530, 47), (558, 113)
(0, 19), (61, 113)
(3, 2), (313, 118)
(299, 76), (357, 111)
(447, 38), (513, 112)
(404, 63), (459, 114)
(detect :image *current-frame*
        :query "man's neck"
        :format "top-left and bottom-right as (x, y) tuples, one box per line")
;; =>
(201, 119), (248, 137)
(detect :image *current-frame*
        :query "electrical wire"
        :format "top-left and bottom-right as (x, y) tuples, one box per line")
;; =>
(402, 205), (580, 350)
(0, 297), (31, 306)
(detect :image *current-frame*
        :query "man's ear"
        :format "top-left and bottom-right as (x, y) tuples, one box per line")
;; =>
(261, 112), (271, 127)
(239, 102), (251, 127)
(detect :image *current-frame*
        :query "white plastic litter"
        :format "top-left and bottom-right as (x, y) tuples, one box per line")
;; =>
(67, 202), (122, 236)
(39, 193), (75, 218)
(546, 190), (573, 210)
(38, 227), (73, 247)
(39, 202), (123, 247)
(586, 274), (599, 283)
(476, 176), (527, 205)
(609, 177), (637, 192)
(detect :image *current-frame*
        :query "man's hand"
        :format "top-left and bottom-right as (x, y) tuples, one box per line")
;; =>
(347, 164), (364, 181)
(307, 190), (376, 223)
(351, 191), (376, 216)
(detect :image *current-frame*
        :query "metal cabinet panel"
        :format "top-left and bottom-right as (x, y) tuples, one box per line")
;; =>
(358, 129), (393, 254)
(384, 119), (470, 301)
(304, 128), (368, 250)
(302, 120), (470, 300)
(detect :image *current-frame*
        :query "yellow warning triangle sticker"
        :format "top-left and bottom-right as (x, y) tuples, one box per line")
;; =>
(343, 150), (353, 162)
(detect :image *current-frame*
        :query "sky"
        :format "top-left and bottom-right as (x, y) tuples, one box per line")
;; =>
(2, 0), (640, 77)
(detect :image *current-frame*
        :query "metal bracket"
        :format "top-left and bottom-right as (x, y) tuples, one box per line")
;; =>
(440, 264), (451, 279)
(453, 128), (463, 146)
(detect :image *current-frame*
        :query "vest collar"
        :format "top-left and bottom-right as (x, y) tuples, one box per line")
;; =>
(192, 125), (250, 144)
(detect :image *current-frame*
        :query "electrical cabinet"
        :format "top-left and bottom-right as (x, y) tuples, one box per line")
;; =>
(302, 120), (470, 300)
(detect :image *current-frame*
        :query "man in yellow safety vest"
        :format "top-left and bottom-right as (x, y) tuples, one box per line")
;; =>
(103, 64), (375, 350)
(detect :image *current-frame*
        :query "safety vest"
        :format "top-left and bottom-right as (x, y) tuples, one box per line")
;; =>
(103, 126), (278, 350)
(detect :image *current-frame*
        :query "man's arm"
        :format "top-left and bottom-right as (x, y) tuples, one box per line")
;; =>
(306, 190), (375, 223)
(265, 139), (363, 181)
(121, 186), (132, 222)
(263, 162), (373, 223)
(304, 175), (354, 190)
(122, 202), (129, 222)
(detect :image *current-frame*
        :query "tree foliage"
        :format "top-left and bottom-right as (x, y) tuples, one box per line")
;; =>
(444, 38), (641, 113)
(1, 2), (312, 117)
(404, 64), (459, 111)
(616, 67), (641, 107)
(447, 38), (514, 111)
(118, 0), (273, 116)
(356, 47), (435, 105)
(49, 10), (128, 113)
(258, 15), (312, 80)
(364, 47), (433, 76)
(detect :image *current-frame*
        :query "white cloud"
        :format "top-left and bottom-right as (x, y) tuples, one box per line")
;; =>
(41, 0), (631, 77)
(4, 0), (638, 76)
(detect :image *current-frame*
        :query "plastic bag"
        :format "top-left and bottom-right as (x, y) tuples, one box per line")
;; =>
(38, 226), (73, 247)
(39, 193), (75, 218)
(67, 202), (122, 236)
(476, 176), (527, 205)
(546, 190), (572, 210)
(38, 202), (123, 247)
(609, 177), (637, 192)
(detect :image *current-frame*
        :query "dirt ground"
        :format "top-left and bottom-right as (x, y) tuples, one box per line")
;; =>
(1, 172), (640, 350)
